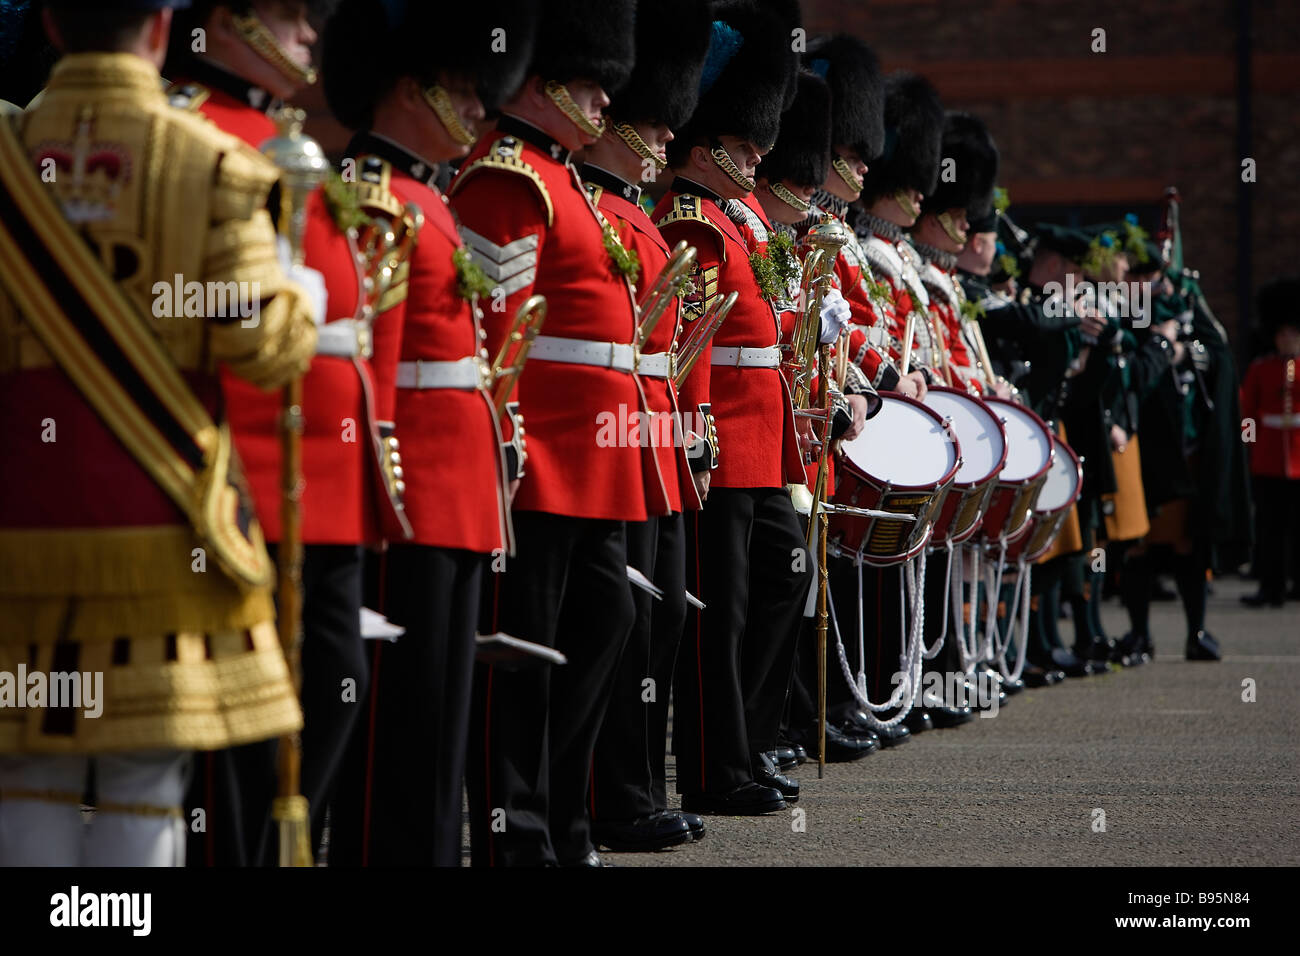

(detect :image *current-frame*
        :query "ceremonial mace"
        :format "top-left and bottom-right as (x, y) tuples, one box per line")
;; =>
(797, 216), (851, 778)
(261, 107), (330, 866)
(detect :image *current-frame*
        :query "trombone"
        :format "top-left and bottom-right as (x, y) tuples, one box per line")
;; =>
(636, 241), (696, 349)
(672, 290), (739, 386)
(489, 294), (547, 416)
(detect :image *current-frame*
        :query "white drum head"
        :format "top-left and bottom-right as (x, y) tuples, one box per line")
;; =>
(923, 390), (1006, 485)
(996, 403), (1052, 481)
(1036, 437), (1082, 512)
(841, 395), (958, 488)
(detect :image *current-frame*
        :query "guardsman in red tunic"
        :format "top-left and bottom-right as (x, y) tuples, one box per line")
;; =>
(450, 0), (663, 868)
(580, 0), (712, 854)
(652, 4), (814, 816)
(850, 73), (948, 402)
(910, 113), (1005, 398)
(1240, 278), (1300, 606)
(167, 0), (346, 865)
(312, 0), (536, 867)
(0, 0), (316, 865)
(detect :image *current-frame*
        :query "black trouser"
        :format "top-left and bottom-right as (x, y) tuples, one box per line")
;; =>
(329, 545), (483, 866)
(675, 487), (812, 795)
(1252, 476), (1300, 597)
(590, 513), (687, 821)
(466, 512), (635, 866)
(184, 543), (366, 865)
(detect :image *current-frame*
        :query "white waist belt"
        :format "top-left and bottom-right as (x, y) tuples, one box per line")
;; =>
(637, 351), (674, 378)
(316, 319), (371, 358)
(529, 335), (636, 372)
(1261, 413), (1300, 429)
(711, 346), (781, 368)
(395, 356), (485, 390)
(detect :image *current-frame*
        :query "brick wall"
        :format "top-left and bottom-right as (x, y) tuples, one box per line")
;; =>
(802, 0), (1300, 348)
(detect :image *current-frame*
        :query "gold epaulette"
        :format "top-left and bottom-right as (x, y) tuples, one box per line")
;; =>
(654, 194), (728, 261)
(165, 80), (211, 113)
(352, 156), (405, 220)
(448, 135), (554, 227)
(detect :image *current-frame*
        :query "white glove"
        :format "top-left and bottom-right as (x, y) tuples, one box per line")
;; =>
(819, 287), (852, 344)
(276, 235), (329, 326)
(287, 263), (329, 327)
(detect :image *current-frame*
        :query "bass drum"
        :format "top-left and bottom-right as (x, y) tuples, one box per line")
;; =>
(1006, 433), (1083, 562)
(977, 397), (1054, 546)
(922, 386), (1008, 545)
(830, 394), (959, 566)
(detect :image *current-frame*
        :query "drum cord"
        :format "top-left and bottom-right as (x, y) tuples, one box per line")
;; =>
(982, 554), (1030, 682)
(826, 550), (928, 730)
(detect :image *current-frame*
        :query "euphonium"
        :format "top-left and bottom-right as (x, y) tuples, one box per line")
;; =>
(489, 294), (547, 416)
(636, 241), (696, 349)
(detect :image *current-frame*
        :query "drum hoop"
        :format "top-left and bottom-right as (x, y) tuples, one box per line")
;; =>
(922, 386), (1010, 489)
(982, 395), (1055, 486)
(1031, 435), (1084, 519)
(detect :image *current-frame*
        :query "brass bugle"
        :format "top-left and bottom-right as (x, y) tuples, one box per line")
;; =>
(636, 241), (696, 350)
(490, 294), (547, 416)
(789, 215), (852, 409)
(673, 290), (739, 386)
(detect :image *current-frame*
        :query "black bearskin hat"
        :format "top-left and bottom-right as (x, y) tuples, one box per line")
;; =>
(1257, 277), (1300, 336)
(528, 0), (635, 96)
(666, 0), (791, 166)
(805, 34), (884, 161)
(760, 71), (831, 189)
(321, 1), (538, 129)
(921, 112), (999, 221)
(609, 0), (712, 130)
(756, 0), (802, 111)
(857, 72), (943, 202)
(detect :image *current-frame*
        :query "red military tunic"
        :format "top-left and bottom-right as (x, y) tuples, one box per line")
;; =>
(583, 164), (698, 514)
(171, 72), (405, 545)
(1240, 353), (1300, 480)
(354, 135), (510, 554)
(917, 254), (983, 394)
(449, 117), (664, 521)
(653, 179), (804, 490)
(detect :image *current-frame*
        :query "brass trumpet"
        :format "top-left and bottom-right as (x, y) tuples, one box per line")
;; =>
(636, 241), (696, 349)
(489, 294), (547, 416)
(673, 290), (739, 386)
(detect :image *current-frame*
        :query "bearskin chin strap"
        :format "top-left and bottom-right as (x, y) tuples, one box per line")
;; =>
(231, 12), (317, 86)
(544, 80), (605, 138)
(832, 155), (863, 193)
(710, 146), (755, 193)
(422, 85), (475, 146)
(611, 122), (666, 171)
(894, 188), (920, 222)
(769, 182), (810, 214)
(937, 210), (968, 246)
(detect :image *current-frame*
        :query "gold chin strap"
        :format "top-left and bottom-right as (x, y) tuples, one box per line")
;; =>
(769, 182), (810, 214)
(710, 146), (755, 193)
(612, 122), (666, 171)
(545, 80), (605, 138)
(894, 188), (920, 221)
(832, 156), (863, 193)
(232, 12), (317, 86)
(422, 85), (476, 146)
(937, 210), (968, 246)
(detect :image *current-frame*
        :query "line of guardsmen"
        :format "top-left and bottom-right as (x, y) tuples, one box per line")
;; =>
(0, 0), (1258, 867)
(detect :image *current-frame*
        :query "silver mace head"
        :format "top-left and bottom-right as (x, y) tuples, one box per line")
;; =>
(260, 107), (330, 266)
(801, 213), (852, 256)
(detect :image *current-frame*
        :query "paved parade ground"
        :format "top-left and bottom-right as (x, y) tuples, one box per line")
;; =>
(608, 575), (1300, 867)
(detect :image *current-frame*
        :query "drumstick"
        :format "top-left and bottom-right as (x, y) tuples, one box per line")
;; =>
(899, 312), (916, 377)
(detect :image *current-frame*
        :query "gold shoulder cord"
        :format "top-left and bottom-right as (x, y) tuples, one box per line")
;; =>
(450, 137), (554, 227)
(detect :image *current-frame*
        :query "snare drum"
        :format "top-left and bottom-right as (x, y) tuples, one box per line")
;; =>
(830, 394), (959, 566)
(1006, 434), (1082, 562)
(978, 397), (1054, 546)
(922, 387), (1008, 544)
